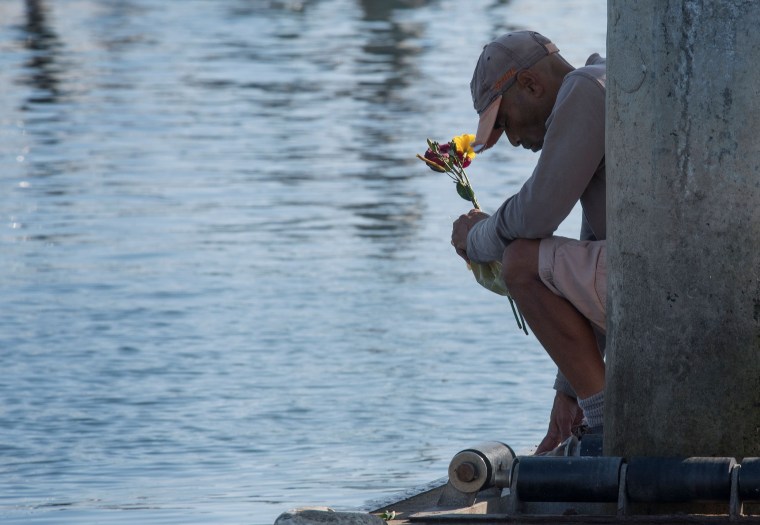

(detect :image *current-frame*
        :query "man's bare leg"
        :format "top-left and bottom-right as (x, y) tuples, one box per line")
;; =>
(502, 239), (605, 453)
(501, 239), (605, 398)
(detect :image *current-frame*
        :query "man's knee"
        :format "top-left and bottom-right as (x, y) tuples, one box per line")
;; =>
(501, 239), (541, 290)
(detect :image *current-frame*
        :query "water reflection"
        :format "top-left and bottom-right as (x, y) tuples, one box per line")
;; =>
(341, 1), (430, 241)
(356, 0), (425, 92)
(210, 0), (433, 242)
(19, 0), (63, 106)
(89, 1), (152, 53)
(15, 0), (72, 176)
(227, 0), (315, 17)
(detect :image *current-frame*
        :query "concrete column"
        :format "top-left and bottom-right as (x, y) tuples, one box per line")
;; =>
(605, 0), (760, 458)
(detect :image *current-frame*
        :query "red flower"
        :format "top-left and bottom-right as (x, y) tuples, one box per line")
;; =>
(423, 142), (471, 172)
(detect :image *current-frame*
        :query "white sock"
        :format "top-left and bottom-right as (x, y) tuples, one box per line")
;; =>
(577, 390), (605, 429)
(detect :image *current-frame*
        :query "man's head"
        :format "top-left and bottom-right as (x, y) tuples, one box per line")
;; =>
(470, 31), (568, 152)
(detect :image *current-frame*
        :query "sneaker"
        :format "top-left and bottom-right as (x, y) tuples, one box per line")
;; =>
(578, 426), (603, 456)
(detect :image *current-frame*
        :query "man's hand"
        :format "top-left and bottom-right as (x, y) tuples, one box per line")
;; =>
(534, 391), (584, 455)
(451, 209), (490, 263)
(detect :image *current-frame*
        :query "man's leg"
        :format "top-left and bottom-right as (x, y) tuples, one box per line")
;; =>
(501, 239), (605, 399)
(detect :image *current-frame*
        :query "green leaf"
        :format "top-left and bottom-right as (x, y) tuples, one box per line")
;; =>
(456, 181), (474, 201)
(448, 140), (462, 168)
(380, 510), (396, 521)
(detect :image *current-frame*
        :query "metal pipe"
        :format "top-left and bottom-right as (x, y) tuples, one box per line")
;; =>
(739, 458), (760, 500)
(626, 457), (736, 502)
(515, 456), (623, 502)
(447, 441), (515, 493)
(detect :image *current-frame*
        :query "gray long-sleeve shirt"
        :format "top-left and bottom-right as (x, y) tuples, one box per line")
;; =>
(466, 55), (607, 263)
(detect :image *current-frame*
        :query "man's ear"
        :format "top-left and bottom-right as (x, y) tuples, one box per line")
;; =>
(516, 70), (544, 97)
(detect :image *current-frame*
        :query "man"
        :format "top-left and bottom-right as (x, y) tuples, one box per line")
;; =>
(450, 31), (607, 454)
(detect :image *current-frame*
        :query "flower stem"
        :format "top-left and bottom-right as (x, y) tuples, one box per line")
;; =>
(416, 154), (445, 172)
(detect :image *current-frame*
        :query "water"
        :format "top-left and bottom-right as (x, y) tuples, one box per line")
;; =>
(0, 1), (606, 523)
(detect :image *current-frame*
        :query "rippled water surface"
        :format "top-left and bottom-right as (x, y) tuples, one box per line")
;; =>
(1, 1), (605, 523)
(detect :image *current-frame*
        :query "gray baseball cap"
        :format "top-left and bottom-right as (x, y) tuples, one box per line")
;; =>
(470, 31), (559, 152)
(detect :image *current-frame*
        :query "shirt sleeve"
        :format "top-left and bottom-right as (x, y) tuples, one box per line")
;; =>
(466, 72), (606, 263)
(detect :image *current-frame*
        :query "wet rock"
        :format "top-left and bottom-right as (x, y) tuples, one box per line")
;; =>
(274, 507), (385, 525)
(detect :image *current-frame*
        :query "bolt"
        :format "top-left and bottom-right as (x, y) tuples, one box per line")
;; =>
(455, 461), (478, 482)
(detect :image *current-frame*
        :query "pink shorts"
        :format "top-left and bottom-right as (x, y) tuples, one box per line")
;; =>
(538, 236), (607, 333)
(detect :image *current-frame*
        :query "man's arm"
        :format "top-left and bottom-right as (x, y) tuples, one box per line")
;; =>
(451, 209), (490, 263)
(534, 391), (583, 455)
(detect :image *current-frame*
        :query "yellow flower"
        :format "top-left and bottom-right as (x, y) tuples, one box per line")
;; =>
(452, 133), (477, 162)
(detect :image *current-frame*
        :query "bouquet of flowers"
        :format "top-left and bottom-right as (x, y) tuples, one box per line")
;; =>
(418, 134), (527, 334)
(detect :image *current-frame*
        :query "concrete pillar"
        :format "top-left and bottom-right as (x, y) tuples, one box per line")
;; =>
(605, 0), (760, 458)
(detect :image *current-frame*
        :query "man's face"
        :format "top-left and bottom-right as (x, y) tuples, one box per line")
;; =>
(493, 77), (550, 152)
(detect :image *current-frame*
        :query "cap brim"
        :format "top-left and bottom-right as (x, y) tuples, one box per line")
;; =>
(472, 96), (504, 153)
